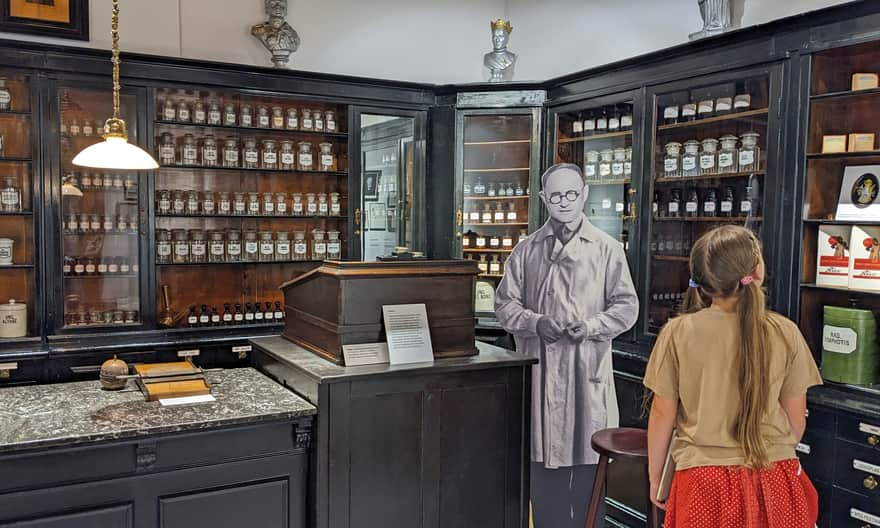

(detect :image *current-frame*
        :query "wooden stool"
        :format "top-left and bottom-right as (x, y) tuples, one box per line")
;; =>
(584, 427), (660, 528)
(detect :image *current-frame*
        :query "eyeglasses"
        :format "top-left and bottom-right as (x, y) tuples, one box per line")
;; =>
(547, 190), (580, 204)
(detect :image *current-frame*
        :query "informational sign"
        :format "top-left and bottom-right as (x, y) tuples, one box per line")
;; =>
(837, 166), (880, 220)
(382, 304), (434, 365)
(159, 394), (216, 406)
(342, 342), (390, 367)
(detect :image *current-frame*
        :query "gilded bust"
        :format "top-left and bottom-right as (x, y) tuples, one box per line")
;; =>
(252, 0), (301, 68)
(484, 19), (516, 83)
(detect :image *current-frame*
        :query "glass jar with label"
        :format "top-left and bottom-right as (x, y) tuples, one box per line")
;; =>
(702, 187), (718, 217)
(718, 135), (739, 174)
(246, 191), (260, 216)
(189, 229), (207, 263)
(624, 147), (633, 178)
(298, 142), (313, 170)
(318, 192), (329, 216)
(208, 98), (222, 125)
(158, 132), (176, 165)
(243, 137), (259, 169)
(506, 203), (518, 223)
(102, 173), (114, 189)
(583, 150), (599, 182)
(78, 172), (92, 190)
(715, 94), (733, 116)
(185, 190), (200, 215)
(102, 214), (114, 232)
(222, 137), (239, 168)
(125, 175), (137, 193)
(312, 230), (327, 260)
(301, 109), (313, 131)
(319, 142), (334, 170)
(217, 192), (231, 215)
(65, 213), (78, 233)
(88, 213), (101, 232)
(330, 192), (341, 216)
(611, 148), (626, 180)
(325, 110), (336, 132)
(313, 109), (324, 131)
(162, 97), (176, 121)
(127, 214), (138, 234)
(275, 231), (291, 261)
(734, 94), (752, 113)
(202, 135), (219, 167)
(262, 139), (278, 169)
(667, 188), (682, 218)
(259, 231), (275, 261)
(243, 230), (259, 261)
(274, 192), (288, 215)
(685, 188), (699, 218)
(257, 192), (273, 216)
(699, 138), (718, 175)
(502, 232), (514, 249)
(208, 230), (226, 263)
(493, 203), (505, 223)
(598, 149), (614, 182)
(286, 107), (299, 130)
(233, 191), (247, 216)
(172, 229), (189, 263)
(68, 119), (81, 136)
(719, 186), (735, 217)
(257, 105), (270, 128)
(77, 212), (90, 233)
(681, 140), (700, 177)
(292, 231), (308, 261)
(327, 231), (342, 259)
(280, 140), (295, 169)
(474, 234), (487, 248)
(156, 229), (172, 264)
(663, 99), (680, 125)
(697, 93), (715, 119)
(292, 193), (304, 216)
(738, 132), (761, 172)
(306, 192), (318, 215)
(201, 191), (216, 216)
(192, 100), (206, 124)
(481, 204), (493, 224)
(177, 99), (191, 123)
(681, 100), (697, 122)
(112, 173), (124, 190)
(223, 102), (237, 126)
(171, 190), (185, 215)
(489, 235), (501, 249)
(226, 230), (242, 262)
(271, 106), (285, 129)
(82, 120), (95, 137)
(663, 142), (682, 178)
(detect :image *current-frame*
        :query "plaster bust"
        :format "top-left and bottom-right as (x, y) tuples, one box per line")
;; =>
(483, 19), (516, 83)
(251, 0), (301, 68)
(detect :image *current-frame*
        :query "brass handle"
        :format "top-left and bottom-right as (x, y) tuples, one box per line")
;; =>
(354, 208), (361, 236)
(622, 188), (637, 222)
(864, 475), (878, 491)
(868, 435), (879, 447)
(456, 208), (463, 239)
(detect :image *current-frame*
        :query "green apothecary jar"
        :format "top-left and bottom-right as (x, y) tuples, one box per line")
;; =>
(822, 306), (879, 386)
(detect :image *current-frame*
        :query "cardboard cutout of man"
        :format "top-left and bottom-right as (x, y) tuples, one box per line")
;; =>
(495, 163), (639, 528)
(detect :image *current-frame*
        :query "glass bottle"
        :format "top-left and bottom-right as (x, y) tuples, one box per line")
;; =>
(489, 255), (501, 275)
(297, 142), (313, 170)
(202, 191), (216, 216)
(243, 230), (259, 261)
(82, 120), (95, 137)
(262, 139), (278, 169)
(505, 182), (515, 196)
(652, 191), (661, 218)
(715, 94), (733, 116)
(325, 110), (336, 132)
(187, 305), (198, 327)
(208, 230), (226, 263)
(253, 302), (264, 323)
(223, 102), (237, 126)
(256, 105), (270, 128)
(598, 149), (614, 182)
(612, 148), (626, 181)
(274, 301), (284, 321)
(226, 230), (242, 262)
(663, 98), (680, 125)
(621, 107), (633, 132)
(80, 172), (93, 190)
(293, 231), (308, 261)
(738, 132), (761, 171)
(192, 100), (206, 125)
(493, 203), (505, 223)
(327, 231), (342, 259)
(468, 205), (480, 224)
(699, 138), (718, 175)
(247, 191), (261, 216)
(234, 304), (244, 324)
(306, 192), (318, 215)
(663, 142), (682, 178)
(318, 192), (329, 216)
(481, 204), (493, 224)
(102, 214), (114, 232)
(463, 180), (472, 196)
(330, 192), (341, 216)
(233, 191), (247, 216)
(681, 99), (697, 122)
(221, 303), (233, 325)
(681, 140), (699, 177)
(473, 176), (486, 195)
(262, 192), (275, 216)
(207, 98), (222, 125)
(218, 191), (232, 215)
(244, 302), (255, 323)
(189, 229), (207, 263)
(502, 232), (514, 249)
(475, 233), (487, 248)
(185, 190), (200, 215)
(280, 140), (295, 169)
(275, 231), (291, 261)
(685, 187), (699, 218)
(69, 119), (81, 136)
(259, 231), (275, 261)
(697, 92), (715, 119)
(607, 106), (621, 132)
(171, 190), (186, 215)
(65, 212), (78, 233)
(197, 304), (210, 327)
(583, 112), (596, 136)
(1, 176), (21, 212)
(272, 106), (285, 129)
(172, 229), (189, 263)
(718, 135), (739, 174)
(89, 213), (101, 233)
(506, 202), (518, 223)
(102, 173), (114, 190)
(734, 94), (752, 113)
(487, 182), (497, 197)
(158, 132), (176, 165)
(222, 137), (239, 168)
(292, 193), (304, 216)
(264, 302), (274, 322)
(177, 99), (191, 123)
(319, 142), (334, 170)
(515, 181), (524, 196)
(162, 97), (176, 121)
(312, 230), (327, 260)
(156, 229), (172, 264)
(112, 173), (124, 190)
(301, 109), (313, 131)
(595, 108), (608, 134)
(211, 306), (220, 326)
(667, 188), (682, 218)
(78, 212), (90, 233)
(313, 109), (324, 131)
(243, 137), (259, 168)
(286, 107), (299, 130)
(720, 186), (735, 217)
(580, 150), (598, 183)
(202, 135), (219, 167)
(702, 187), (718, 217)
(624, 147), (633, 179)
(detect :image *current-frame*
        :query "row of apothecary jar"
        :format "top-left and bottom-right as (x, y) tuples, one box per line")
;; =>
(63, 256), (138, 275)
(157, 133), (337, 171)
(64, 172), (138, 192)
(156, 229), (342, 264)
(661, 133), (761, 178)
(584, 147), (633, 182)
(462, 230), (528, 249)
(157, 95), (338, 132)
(65, 307), (139, 327)
(156, 190), (342, 217)
(65, 213), (138, 234)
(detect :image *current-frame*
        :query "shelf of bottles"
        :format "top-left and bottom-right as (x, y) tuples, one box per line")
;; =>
(153, 88), (349, 330)
(460, 114), (533, 279)
(647, 77), (769, 334)
(556, 102), (636, 251)
(58, 88), (143, 329)
(0, 71), (35, 340)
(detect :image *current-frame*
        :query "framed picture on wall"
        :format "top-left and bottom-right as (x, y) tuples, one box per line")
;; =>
(364, 170), (381, 201)
(368, 202), (386, 231)
(0, 0), (89, 41)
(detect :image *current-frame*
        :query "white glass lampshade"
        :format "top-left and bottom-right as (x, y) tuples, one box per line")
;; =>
(72, 136), (159, 170)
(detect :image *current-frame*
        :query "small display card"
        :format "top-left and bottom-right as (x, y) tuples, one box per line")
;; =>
(816, 225), (852, 287)
(848, 224), (880, 291)
(836, 166), (880, 221)
(342, 342), (390, 366)
(382, 304), (434, 365)
(159, 394), (216, 406)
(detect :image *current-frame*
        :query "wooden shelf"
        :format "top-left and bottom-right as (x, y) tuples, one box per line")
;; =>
(801, 219), (880, 226)
(463, 248), (513, 254)
(0, 110), (31, 117)
(156, 214), (346, 220)
(653, 255), (689, 262)
(807, 151), (880, 160)
(0, 264), (33, 269)
(0, 211), (32, 216)
(801, 283), (880, 296)
(587, 179), (631, 186)
(161, 322), (285, 333)
(64, 274), (139, 279)
(463, 168), (530, 173)
(160, 164), (347, 176)
(557, 130), (632, 144)
(464, 139), (530, 146)
(154, 120), (348, 139)
(811, 87), (880, 102)
(157, 260), (323, 267)
(0, 157), (31, 162)
(655, 170), (765, 184)
(463, 222), (529, 227)
(464, 195), (529, 200)
(656, 108), (769, 131)
(653, 216), (762, 223)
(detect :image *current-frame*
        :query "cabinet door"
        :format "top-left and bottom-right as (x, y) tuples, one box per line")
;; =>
(0, 505), (133, 528)
(158, 479), (288, 528)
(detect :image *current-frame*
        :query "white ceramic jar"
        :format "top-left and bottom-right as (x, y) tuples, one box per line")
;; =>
(0, 299), (26, 338)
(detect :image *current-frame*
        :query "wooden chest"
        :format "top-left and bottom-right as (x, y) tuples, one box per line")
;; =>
(279, 260), (479, 365)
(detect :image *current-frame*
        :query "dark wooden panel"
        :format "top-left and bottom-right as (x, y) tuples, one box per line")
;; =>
(0, 442), (135, 494)
(834, 441), (880, 498)
(837, 413), (880, 448)
(154, 421), (297, 470)
(0, 504), (132, 528)
(799, 430), (835, 485)
(830, 486), (880, 527)
(814, 480), (831, 528)
(159, 479), (287, 528)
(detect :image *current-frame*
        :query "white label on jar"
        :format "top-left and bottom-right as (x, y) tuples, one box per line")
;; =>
(277, 202), (287, 214)
(698, 101), (713, 114)
(823, 325), (857, 354)
(67, 219), (79, 231)
(621, 115), (633, 128)
(245, 312), (255, 321)
(319, 203), (329, 214)
(245, 241), (259, 254)
(222, 313), (232, 322)
(321, 155), (333, 168)
(739, 151), (755, 166)
(315, 243), (327, 255)
(315, 118), (324, 129)
(187, 200), (198, 212)
(293, 203), (303, 214)
(585, 165), (597, 177)
(721, 201), (733, 212)
(209, 110), (221, 123)
(734, 96), (751, 109)
(159, 145), (175, 161)
(264, 202), (274, 214)
(74, 264), (85, 274)
(307, 203), (318, 214)
(158, 243), (171, 256)
(469, 212), (480, 222)
(188, 315), (198, 325)
(281, 153), (295, 165)
(507, 213), (517, 222)
(303, 118), (313, 129)
(108, 263), (119, 273)
(854, 459), (880, 477)
(502, 237), (513, 247)
(164, 108), (176, 120)
(700, 155), (715, 170)
(596, 118), (607, 129)
(602, 199), (612, 209)
(668, 203), (679, 214)
(183, 146), (198, 162)
(652, 202), (658, 214)
(287, 117), (298, 129)
(663, 106), (679, 119)
(683, 157), (697, 171)
(234, 314), (244, 323)
(258, 116), (270, 128)
(63, 262), (72, 273)
(175, 244), (189, 256)
(328, 242), (341, 254)
(179, 109), (190, 121)
(83, 124), (94, 136)
(616, 202), (625, 213)
(494, 212), (505, 222)
(572, 121), (583, 133)
(294, 242), (307, 255)
(225, 151), (239, 163)
(490, 238), (500, 248)
(70, 124), (81, 135)
(608, 117), (620, 130)
(851, 508), (880, 526)
(85, 263), (96, 273)
(220, 201), (231, 214)
(203, 200), (215, 214)
(234, 201), (246, 213)
(192, 244), (206, 256)
(327, 120), (336, 131)
(245, 151), (259, 164)
(249, 201), (260, 214)
(264, 152), (277, 165)
(860, 422), (880, 435)
(227, 243), (241, 256)
(273, 117), (285, 129)
(476, 238), (486, 247)
(740, 200), (752, 213)
(211, 243), (224, 256)
(686, 202), (698, 213)
(260, 241), (274, 255)
(194, 110), (206, 122)
(331, 204), (341, 216)
(90, 220), (101, 231)
(225, 112), (236, 124)
(682, 105), (696, 117)
(204, 150), (218, 162)
(482, 213), (493, 223)
(664, 159), (677, 173)
(584, 120), (596, 131)
(599, 164), (612, 177)
(300, 153), (313, 167)
(211, 314), (220, 323)
(277, 243), (290, 255)
(79, 220), (90, 231)
(704, 202), (716, 213)
(199, 314), (210, 324)
(98, 263), (108, 273)
(719, 152), (734, 168)
(611, 162), (624, 176)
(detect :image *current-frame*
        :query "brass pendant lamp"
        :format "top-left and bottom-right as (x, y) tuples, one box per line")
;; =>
(72, 0), (158, 170)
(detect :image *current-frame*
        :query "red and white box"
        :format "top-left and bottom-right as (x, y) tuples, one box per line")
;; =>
(848, 225), (880, 291)
(816, 225), (852, 288)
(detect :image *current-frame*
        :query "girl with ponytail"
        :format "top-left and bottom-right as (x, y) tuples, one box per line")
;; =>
(644, 226), (822, 527)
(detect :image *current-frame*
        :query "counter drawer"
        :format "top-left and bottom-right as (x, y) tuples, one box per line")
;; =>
(831, 487), (880, 527)
(838, 414), (880, 451)
(798, 431), (834, 484)
(835, 442), (880, 498)
(806, 404), (837, 439)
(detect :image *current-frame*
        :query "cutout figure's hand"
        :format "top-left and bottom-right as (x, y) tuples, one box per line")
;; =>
(536, 316), (565, 344)
(565, 321), (587, 343)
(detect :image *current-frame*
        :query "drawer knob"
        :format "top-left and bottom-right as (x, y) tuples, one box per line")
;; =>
(869, 435), (879, 447)
(865, 475), (879, 491)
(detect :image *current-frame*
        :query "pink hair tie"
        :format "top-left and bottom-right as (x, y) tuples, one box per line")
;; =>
(740, 275), (754, 286)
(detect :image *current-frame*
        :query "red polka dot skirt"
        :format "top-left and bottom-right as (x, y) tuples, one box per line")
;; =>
(664, 459), (819, 528)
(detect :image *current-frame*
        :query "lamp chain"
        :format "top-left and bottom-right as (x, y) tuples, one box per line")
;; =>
(111, 0), (120, 120)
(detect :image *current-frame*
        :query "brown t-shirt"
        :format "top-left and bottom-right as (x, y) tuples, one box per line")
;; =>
(643, 308), (823, 470)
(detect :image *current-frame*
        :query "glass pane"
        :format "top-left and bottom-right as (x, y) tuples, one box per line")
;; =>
(59, 87), (142, 328)
(647, 76), (769, 334)
(360, 114), (415, 261)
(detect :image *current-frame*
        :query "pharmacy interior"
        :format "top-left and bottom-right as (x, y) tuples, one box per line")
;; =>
(0, 1), (879, 527)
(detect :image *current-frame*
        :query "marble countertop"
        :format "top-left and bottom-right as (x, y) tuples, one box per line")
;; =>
(0, 367), (316, 454)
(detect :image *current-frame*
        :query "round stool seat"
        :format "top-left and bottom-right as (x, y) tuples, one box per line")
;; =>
(590, 427), (648, 461)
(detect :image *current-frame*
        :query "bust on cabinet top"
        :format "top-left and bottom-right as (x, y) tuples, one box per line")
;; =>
(484, 19), (516, 83)
(252, 0), (301, 68)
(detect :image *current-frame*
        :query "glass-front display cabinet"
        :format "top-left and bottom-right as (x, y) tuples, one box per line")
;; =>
(0, 70), (38, 346)
(454, 96), (543, 321)
(152, 87), (349, 332)
(797, 40), (880, 392)
(645, 66), (782, 336)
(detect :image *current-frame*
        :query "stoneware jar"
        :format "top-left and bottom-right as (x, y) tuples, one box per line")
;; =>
(0, 298), (26, 338)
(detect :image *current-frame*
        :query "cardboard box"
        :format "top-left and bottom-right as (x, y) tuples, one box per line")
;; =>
(848, 225), (880, 291)
(817, 225), (853, 288)
(852, 73), (879, 91)
(848, 133), (876, 152)
(822, 135), (848, 154)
